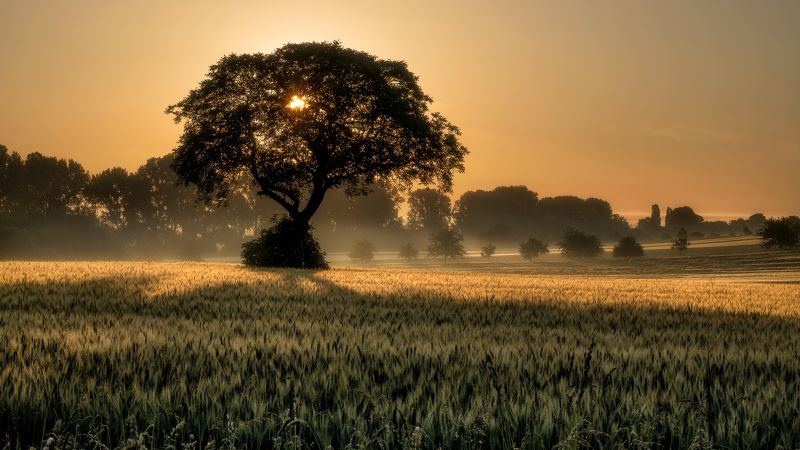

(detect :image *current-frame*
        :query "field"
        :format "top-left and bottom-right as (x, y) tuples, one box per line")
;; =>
(2, 247), (800, 449)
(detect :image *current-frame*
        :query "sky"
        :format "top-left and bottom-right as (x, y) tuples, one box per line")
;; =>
(1, 0), (798, 221)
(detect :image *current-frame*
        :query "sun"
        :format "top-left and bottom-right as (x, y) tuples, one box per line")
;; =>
(287, 95), (307, 110)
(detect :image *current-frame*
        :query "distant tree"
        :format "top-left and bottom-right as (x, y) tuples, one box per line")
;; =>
(0, 145), (24, 216)
(407, 188), (452, 234)
(398, 243), (419, 261)
(671, 228), (689, 255)
(168, 42), (467, 268)
(613, 236), (644, 258)
(665, 206), (703, 230)
(758, 217), (800, 249)
(519, 238), (548, 261)
(538, 196), (612, 223)
(480, 244), (496, 259)
(747, 213), (767, 231)
(319, 182), (401, 233)
(454, 186), (538, 239)
(558, 228), (602, 258)
(18, 152), (90, 220)
(427, 228), (465, 263)
(636, 204), (662, 233)
(85, 167), (149, 231)
(349, 240), (376, 263)
(742, 226), (753, 236)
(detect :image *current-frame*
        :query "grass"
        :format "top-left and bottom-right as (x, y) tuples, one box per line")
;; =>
(1, 248), (799, 449)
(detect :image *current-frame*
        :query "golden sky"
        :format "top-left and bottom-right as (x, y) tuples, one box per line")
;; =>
(1, 1), (798, 220)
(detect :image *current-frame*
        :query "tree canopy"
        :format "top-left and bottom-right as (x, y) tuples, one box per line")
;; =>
(167, 41), (467, 229)
(558, 228), (603, 258)
(519, 238), (548, 261)
(759, 216), (800, 249)
(613, 236), (644, 258)
(426, 228), (465, 263)
(406, 188), (452, 233)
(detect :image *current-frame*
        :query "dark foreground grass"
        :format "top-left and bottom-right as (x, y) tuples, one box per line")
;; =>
(1, 262), (799, 449)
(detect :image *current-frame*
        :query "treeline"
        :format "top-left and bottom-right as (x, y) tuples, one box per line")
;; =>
(0, 145), (773, 259)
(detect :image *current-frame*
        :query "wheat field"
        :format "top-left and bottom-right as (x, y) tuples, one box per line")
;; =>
(2, 258), (800, 449)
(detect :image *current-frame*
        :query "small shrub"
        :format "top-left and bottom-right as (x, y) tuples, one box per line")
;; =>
(480, 244), (496, 259)
(559, 228), (602, 258)
(613, 236), (644, 258)
(241, 217), (328, 269)
(519, 238), (548, 261)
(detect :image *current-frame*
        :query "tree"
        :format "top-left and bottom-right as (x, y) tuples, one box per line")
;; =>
(758, 217), (800, 249)
(427, 228), (465, 263)
(85, 167), (149, 231)
(319, 183), (401, 233)
(454, 186), (538, 240)
(406, 188), (452, 233)
(613, 236), (644, 258)
(519, 238), (548, 261)
(18, 152), (90, 220)
(558, 228), (602, 258)
(671, 228), (689, 254)
(349, 240), (376, 263)
(168, 42), (467, 267)
(398, 243), (418, 261)
(665, 206), (703, 230)
(480, 244), (496, 259)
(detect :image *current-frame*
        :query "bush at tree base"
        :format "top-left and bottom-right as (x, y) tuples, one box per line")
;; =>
(241, 217), (328, 269)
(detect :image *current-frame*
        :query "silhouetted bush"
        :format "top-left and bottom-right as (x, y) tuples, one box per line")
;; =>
(242, 217), (328, 269)
(349, 240), (376, 263)
(558, 228), (602, 258)
(480, 244), (496, 259)
(759, 217), (800, 249)
(519, 238), (548, 261)
(613, 236), (644, 258)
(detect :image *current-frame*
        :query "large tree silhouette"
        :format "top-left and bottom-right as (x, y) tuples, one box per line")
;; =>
(167, 42), (467, 267)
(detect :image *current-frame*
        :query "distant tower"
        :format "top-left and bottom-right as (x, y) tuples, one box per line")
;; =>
(650, 204), (661, 228)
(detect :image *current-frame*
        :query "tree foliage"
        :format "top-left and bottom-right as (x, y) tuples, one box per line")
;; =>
(241, 217), (328, 269)
(759, 217), (800, 249)
(480, 244), (496, 259)
(406, 188), (452, 233)
(665, 206), (703, 230)
(167, 41), (467, 226)
(558, 228), (603, 258)
(426, 228), (465, 263)
(613, 236), (644, 258)
(519, 238), (548, 261)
